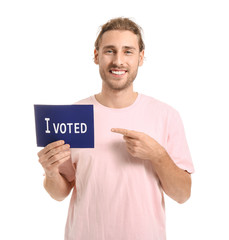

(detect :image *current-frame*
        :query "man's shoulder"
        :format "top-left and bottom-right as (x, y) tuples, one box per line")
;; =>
(74, 96), (93, 104)
(140, 93), (177, 114)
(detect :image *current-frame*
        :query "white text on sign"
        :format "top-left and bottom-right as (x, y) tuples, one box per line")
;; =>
(45, 118), (87, 134)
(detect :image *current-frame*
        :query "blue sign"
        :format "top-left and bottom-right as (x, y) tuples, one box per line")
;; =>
(34, 105), (94, 148)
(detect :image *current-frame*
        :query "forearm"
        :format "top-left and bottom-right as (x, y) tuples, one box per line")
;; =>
(44, 173), (74, 201)
(111, 128), (192, 203)
(151, 150), (191, 204)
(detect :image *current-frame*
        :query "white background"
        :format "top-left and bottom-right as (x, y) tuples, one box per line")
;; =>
(0, 0), (228, 239)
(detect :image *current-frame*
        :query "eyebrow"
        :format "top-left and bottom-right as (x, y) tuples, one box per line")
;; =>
(102, 45), (137, 51)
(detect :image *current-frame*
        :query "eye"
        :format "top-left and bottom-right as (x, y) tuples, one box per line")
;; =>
(125, 50), (133, 55)
(105, 49), (114, 54)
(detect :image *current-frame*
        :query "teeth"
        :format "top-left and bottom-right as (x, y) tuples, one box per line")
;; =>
(111, 71), (126, 75)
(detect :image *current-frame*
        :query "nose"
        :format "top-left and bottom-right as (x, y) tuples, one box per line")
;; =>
(112, 51), (124, 66)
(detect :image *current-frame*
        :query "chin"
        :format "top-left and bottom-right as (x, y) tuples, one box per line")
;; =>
(105, 80), (134, 91)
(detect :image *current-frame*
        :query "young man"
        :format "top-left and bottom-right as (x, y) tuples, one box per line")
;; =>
(38, 17), (194, 240)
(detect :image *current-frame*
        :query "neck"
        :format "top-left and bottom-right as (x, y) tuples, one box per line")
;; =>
(95, 84), (138, 108)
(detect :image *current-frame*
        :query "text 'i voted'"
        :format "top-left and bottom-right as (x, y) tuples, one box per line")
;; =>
(45, 118), (87, 134)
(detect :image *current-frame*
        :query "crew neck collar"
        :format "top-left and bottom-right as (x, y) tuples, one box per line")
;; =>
(91, 93), (142, 111)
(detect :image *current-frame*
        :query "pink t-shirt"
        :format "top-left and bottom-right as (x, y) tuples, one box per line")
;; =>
(61, 94), (194, 240)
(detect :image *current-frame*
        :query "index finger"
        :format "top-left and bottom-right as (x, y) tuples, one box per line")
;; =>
(111, 128), (138, 139)
(37, 140), (65, 157)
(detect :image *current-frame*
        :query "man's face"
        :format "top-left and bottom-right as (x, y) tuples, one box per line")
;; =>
(94, 30), (144, 91)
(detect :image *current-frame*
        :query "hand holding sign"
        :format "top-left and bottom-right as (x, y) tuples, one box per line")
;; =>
(37, 140), (71, 178)
(111, 128), (166, 162)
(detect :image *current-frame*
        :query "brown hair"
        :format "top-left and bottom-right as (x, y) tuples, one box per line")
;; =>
(94, 17), (145, 52)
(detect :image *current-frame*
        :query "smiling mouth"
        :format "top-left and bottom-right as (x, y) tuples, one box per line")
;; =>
(109, 69), (127, 76)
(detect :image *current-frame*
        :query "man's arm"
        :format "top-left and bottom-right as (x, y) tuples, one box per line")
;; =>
(150, 150), (191, 204)
(38, 140), (75, 201)
(111, 128), (191, 204)
(43, 173), (75, 202)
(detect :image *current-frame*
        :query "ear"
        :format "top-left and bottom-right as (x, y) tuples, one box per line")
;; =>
(138, 50), (144, 66)
(94, 49), (99, 65)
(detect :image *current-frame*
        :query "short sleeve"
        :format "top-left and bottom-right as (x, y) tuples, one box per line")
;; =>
(166, 109), (194, 173)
